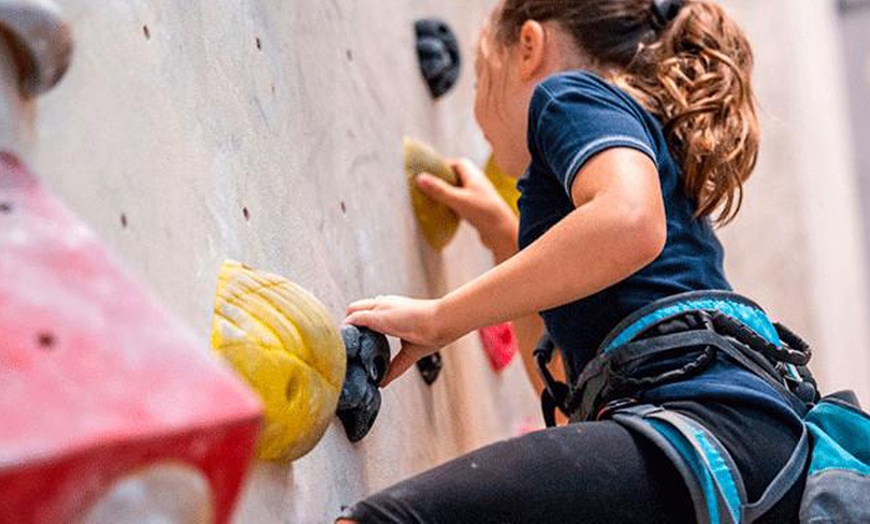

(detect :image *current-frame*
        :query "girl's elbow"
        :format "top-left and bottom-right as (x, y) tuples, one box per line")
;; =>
(623, 209), (667, 267)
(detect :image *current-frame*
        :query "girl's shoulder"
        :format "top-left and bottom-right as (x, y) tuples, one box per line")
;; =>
(532, 70), (650, 121)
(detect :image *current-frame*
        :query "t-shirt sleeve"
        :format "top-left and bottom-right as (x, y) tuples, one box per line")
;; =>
(529, 75), (658, 198)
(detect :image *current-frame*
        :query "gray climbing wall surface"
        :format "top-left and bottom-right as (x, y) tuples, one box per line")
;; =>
(9, 0), (870, 522)
(26, 1), (540, 522)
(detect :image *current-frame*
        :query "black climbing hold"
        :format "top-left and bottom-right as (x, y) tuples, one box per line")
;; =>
(338, 325), (391, 443)
(358, 327), (391, 385)
(416, 352), (443, 385)
(341, 324), (362, 360)
(415, 19), (461, 99)
(337, 382), (382, 443)
(338, 364), (369, 411)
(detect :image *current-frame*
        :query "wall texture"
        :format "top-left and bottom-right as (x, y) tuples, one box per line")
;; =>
(10, 0), (870, 522)
(27, 1), (541, 522)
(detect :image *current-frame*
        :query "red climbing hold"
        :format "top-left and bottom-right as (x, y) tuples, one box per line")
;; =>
(478, 322), (518, 372)
(0, 153), (262, 524)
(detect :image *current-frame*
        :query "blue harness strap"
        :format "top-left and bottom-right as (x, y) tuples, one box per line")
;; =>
(614, 405), (810, 524)
(614, 405), (744, 524)
(599, 291), (781, 353)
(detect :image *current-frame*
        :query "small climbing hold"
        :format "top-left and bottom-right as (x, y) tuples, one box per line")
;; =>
(337, 382), (382, 443)
(211, 260), (346, 462)
(337, 326), (390, 442)
(417, 352), (443, 385)
(404, 138), (460, 251)
(415, 19), (461, 99)
(478, 322), (518, 372)
(484, 155), (521, 216)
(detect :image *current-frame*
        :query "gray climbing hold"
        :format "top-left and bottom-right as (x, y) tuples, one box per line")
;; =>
(337, 325), (391, 442)
(341, 324), (362, 360)
(338, 364), (368, 411)
(337, 381), (382, 443)
(415, 19), (461, 99)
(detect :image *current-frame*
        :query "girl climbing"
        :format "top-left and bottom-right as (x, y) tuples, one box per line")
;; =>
(340, 0), (815, 521)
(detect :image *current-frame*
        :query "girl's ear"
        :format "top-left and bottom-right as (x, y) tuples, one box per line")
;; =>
(518, 20), (546, 81)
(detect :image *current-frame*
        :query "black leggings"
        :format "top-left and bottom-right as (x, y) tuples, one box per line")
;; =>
(340, 400), (805, 523)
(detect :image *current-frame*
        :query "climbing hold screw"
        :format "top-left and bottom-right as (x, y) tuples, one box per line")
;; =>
(415, 19), (461, 99)
(36, 332), (56, 350)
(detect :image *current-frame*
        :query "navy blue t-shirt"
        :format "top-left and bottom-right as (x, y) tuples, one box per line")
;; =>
(519, 71), (732, 376)
(517, 71), (803, 418)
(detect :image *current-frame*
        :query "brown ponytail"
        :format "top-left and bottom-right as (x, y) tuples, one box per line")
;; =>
(496, 0), (759, 225)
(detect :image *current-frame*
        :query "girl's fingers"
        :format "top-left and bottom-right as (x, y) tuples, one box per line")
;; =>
(416, 173), (465, 209)
(448, 158), (483, 185)
(346, 298), (379, 314)
(344, 310), (384, 333)
(381, 344), (425, 387)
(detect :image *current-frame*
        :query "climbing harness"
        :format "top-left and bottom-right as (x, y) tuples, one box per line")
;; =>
(536, 290), (870, 523)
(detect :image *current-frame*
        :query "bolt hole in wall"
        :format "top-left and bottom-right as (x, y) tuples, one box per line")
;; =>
(142, 25), (150, 40)
(120, 213), (128, 228)
(243, 207), (250, 221)
(340, 201), (347, 215)
(346, 49), (353, 61)
(256, 37), (262, 51)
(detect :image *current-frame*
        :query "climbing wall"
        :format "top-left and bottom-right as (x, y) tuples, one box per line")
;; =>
(9, 0), (870, 522)
(26, 1), (539, 522)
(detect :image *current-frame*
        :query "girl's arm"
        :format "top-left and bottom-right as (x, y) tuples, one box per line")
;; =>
(416, 159), (551, 392)
(347, 147), (665, 385)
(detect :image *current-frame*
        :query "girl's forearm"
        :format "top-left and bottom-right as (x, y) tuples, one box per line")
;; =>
(440, 196), (664, 340)
(484, 216), (555, 394)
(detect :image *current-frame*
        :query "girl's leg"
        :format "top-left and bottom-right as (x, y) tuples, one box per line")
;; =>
(339, 420), (695, 523)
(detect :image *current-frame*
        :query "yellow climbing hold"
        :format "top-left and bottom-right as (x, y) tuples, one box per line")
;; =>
(484, 154), (521, 216)
(211, 261), (345, 462)
(404, 138), (460, 251)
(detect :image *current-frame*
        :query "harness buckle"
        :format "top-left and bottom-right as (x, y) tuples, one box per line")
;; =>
(595, 397), (639, 420)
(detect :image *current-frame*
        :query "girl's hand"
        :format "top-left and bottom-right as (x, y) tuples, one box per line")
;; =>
(416, 158), (518, 256)
(346, 296), (458, 386)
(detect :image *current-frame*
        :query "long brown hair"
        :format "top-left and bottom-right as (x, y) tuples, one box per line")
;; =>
(495, 0), (759, 225)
